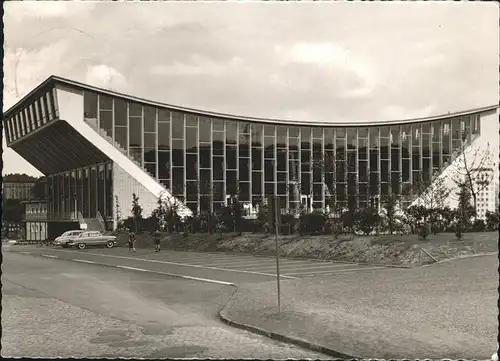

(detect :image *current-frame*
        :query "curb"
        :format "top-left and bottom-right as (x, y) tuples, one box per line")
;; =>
(217, 285), (356, 359)
(218, 307), (356, 359)
(421, 251), (498, 268)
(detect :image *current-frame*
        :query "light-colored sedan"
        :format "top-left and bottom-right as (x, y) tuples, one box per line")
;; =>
(54, 230), (84, 247)
(66, 231), (117, 250)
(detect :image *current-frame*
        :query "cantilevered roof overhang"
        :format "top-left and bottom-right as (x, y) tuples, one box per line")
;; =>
(3, 75), (499, 128)
(10, 120), (109, 175)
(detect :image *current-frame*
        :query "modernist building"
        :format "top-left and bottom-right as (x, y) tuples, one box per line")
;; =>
(2, 173), (37, 200)
(473, 167), (498, 220)
(22, 200), (49, 241)
(3, 75), (498, 233)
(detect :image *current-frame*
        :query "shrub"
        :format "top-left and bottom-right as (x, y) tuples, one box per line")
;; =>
(142, 216), (157, 232)
(471, 219), (486, 232)
(280, 213), (296, 235)
(430, 225), (441, 235)
(419, 225), (429, 241)
(122, 216), (135, 231)
(299, 212), (326, 235)
(341, 210), (356, 233)
(353, 207), (380, 235)
(485, 211), (499, 231)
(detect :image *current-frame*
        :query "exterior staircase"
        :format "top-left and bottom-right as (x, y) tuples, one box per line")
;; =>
(94, 126), (156, 179)
(409, 132), (481, 208)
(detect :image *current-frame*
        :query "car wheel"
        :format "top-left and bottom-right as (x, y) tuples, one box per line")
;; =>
(106, 241), (114, 249)
(77, 243), (86, 250)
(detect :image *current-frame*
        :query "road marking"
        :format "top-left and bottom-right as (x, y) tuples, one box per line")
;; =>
(203, 259), (281, 268)
(73, 259), (96, 264)
(20, 252), (32, 255)
(284, 266), (384, 276)
(161, 254), (265, 264)
(155, 250), (277, 263)
(23, 251), (236, 286)
(257, 264), (358, 273)
(49, 249), (299, 279)
(116, 265), (148, 272)
(111, 264), (234, 286)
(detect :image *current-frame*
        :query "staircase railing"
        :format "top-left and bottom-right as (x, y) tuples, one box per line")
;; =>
(96, 211), (106, 233)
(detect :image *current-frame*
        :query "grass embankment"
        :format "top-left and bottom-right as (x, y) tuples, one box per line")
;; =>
(114, 231), (498, 267)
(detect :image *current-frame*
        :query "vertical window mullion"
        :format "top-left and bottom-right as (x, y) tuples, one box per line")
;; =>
(126, 102), (130, 157)
(141, 105), (145, 168)
(156, 108), (159, 180)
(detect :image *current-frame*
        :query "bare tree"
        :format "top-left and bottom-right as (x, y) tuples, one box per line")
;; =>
(412, 170), (450, 210)
(446, 140), (494, 221)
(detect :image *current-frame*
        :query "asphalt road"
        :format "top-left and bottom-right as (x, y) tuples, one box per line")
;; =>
(2, 249), (327, 359)
(9, 244), (382, 284)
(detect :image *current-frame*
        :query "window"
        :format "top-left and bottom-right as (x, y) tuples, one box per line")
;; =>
(100, 95), (113, 111)
(199, 117), (211, 142)
(100, 109), (113, 134)
(144, 106), (156, 132)
(213, 118), (225, 131)
(277, 126), (287, 148)
(158, 151), (170, 179)
(264, 125), (275, 136)
(114, 98), (127, 126)
(158, 122), (170, 150)
(129, 102), (142, 117)
(186, 127), (198, 153)
(226, 121), (237, 145)
(212, 131), (224, 155)
(172, 113), (184, 139)
(200, 145), (211, 168)
(115, 126), (127, 150)
(186, 113), (198, 127)
(251, 124), (263, 147)
(239, 134), (250, 157)
(158, 108), (170, 122)
(213, 157), (224, 180)
(128, 115), (142, 147)
(172, 139), (184, 167)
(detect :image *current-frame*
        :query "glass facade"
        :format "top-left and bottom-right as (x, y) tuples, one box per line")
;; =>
(82, 91), (485, 215)
(46, 161), (113, 220)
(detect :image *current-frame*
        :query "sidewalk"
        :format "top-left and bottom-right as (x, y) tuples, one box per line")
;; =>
(220, 254), (498, 359)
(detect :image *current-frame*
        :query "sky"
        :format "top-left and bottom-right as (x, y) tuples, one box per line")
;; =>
(3, 1), (499, 176)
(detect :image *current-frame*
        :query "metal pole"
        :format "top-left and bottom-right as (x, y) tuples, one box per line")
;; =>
(275, 195), (281, 314)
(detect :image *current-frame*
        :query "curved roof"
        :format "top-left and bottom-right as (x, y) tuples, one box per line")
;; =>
(4, 75), (499, 127)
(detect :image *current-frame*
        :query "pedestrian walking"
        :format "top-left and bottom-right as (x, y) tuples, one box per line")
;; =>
(152, 229), (161, 252)
(128, 230), (136, 252)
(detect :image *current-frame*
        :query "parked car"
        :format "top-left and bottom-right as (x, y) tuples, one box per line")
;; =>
(54, 230), (84, 247)
(66, 231), (117, 250)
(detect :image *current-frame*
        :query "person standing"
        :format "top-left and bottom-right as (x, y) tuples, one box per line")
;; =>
(128, 230), (136, 252)
(153, 229), (161, 252)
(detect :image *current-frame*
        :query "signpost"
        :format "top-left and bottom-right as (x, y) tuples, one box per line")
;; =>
(268, 196), (281, 313)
